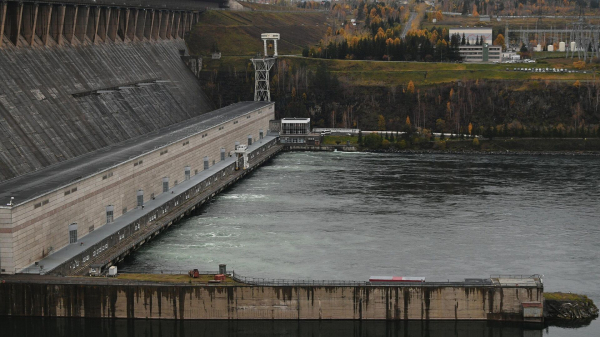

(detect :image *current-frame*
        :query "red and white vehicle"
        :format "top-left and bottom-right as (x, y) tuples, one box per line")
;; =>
(369, 276), (426, 283)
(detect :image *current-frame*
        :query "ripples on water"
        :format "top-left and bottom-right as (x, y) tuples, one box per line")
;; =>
(120, 152), (600, 337)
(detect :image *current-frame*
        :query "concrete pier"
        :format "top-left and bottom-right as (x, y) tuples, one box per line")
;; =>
(0, 276), (544, 321)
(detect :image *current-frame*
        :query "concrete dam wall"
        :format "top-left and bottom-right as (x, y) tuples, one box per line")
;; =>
(0, 39), (213, 181)
(0, 5), (216, 182)
(0, 282), (543, 321)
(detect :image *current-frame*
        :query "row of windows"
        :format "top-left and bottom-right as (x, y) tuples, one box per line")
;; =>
(182, 141), (189, 146)
(133, 160), (143, 167)
(160, 149), (169, 155)
(64, 187), (78, 196)
(34, 199), (49, 209)
(102, 172), (113, 180)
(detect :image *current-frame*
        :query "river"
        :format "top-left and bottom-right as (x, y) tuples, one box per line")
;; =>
(117, 151), (600, 336)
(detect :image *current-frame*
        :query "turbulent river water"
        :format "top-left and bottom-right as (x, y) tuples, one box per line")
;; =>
(117, 151), (599, 337)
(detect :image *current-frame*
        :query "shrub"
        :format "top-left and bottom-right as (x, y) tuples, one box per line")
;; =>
(433, 140), (446, 150)
(472, 138), (480, 147)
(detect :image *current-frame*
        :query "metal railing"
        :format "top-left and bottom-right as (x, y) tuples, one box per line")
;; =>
(490, 274), (542, 279)
(119, 269), (219, 275)
(231, 272), (499, 288)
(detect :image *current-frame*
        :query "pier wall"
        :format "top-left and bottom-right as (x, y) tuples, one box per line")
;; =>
(0, 103), (274, 274)
(0, 282), (543, 321)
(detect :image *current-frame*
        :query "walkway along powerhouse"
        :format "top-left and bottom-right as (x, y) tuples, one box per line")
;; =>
(0, 101), (276, 275)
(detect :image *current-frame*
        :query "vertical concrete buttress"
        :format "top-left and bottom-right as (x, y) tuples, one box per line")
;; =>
(154, 10), (163, 40)
(180, 12), (187, 38)
(135, 9), (146, 40)
(8, 2), (23, 47)
(63, 6), (78, 45)
(173, 12), (181, 39)
(21, 3), (38, 46)
(35, 4), (52, 46)
(144, 10), (154, 40)
(97, 7), (109, 42)
(88, 7), (100, 43)
(126, 9), (136, 41)
(107, 8), (119, 42)
(75, 6), (89, 43)
(0, 2), (6, 48)
(54, 5), (66, 45)
(165, 11), (174, 40)
(49, 4), (66, 45)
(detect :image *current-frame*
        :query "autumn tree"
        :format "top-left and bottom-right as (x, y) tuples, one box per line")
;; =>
(472, 4), (479, 16)
(378, 115), (386, 130)
(407, 80), (415, 94)
(468, 122), (473, 136)
(494, 34), (506, 51)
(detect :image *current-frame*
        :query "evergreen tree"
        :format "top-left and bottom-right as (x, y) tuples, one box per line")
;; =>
(461, 33), (466, 45)
(358, 130), (363, 145)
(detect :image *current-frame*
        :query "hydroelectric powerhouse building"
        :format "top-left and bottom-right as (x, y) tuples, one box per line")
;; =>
(0, 102), (275, 275)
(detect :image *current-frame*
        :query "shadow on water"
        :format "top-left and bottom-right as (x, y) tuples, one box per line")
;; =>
(0, 318), (550, 337)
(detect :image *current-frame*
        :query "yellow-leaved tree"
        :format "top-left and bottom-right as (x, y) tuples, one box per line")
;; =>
(494, 34), (505, 51)
(468, 122), (473, 135)
(378, 115), (386, 130)
(407, 80), (415, 94)
(406, 116), (411, 127)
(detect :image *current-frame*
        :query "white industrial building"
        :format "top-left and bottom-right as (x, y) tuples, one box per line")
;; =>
(458, 43), (502, 62)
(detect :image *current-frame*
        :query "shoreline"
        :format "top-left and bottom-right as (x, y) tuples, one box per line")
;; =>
(363, 148), (600, 156)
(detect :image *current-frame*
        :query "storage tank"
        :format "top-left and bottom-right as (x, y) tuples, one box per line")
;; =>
(547, 45), (554, 52)
(109, 266), (118, 277)
(536, 44), (542, 52)
(571, 41), (576, 51)
(559, 42), (566, 52)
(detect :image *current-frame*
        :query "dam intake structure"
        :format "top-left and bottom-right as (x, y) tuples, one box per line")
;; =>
(0, 272), (544, 322)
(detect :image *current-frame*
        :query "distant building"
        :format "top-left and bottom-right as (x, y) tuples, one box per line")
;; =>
(502, 51), (520, 61)
(458, 43), (501, 62)
(279, 118), (320, 145)
(449, 27), (493, 45)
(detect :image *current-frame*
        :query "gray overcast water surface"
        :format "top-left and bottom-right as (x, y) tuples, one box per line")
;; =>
(119, 151), (600, 336)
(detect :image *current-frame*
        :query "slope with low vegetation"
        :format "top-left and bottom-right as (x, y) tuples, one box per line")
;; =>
(186, 10), (333, 56)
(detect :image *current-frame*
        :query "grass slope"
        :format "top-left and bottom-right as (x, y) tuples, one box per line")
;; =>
(280, 57), (595, 86)
(187, 10), (331, 56)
